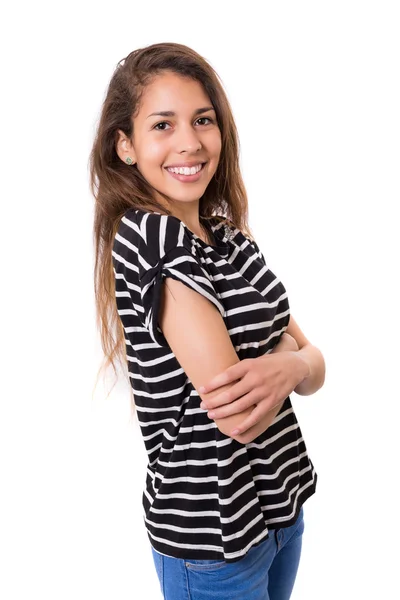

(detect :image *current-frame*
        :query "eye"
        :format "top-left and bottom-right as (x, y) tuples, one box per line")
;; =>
(196, 117), (213, 125)
(153, 121), (171, 131)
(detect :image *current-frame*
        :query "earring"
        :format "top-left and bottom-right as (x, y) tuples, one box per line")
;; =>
(125, 157), (134, 165)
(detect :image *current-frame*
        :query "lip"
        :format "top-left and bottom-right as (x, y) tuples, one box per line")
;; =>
(164, 161), (207, 169)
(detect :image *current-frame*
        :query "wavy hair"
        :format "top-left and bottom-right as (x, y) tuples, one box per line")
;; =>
(89, 42), (254, 384)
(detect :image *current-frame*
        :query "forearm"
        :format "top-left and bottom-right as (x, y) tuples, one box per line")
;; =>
(233, 334), (294, 444)
(292, 344), (325, 395)
(200, 333), (324, 445)
(271, 332), (299, 354)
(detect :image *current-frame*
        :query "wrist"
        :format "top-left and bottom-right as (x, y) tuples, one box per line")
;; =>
(290, 350), (311, 385)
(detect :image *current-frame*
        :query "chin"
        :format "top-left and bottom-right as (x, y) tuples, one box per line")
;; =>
(161, 187), (209, 204)
(166, 196), (204, 206)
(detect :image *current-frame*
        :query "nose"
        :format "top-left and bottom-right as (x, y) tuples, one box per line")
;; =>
(176, 123), (202, 153)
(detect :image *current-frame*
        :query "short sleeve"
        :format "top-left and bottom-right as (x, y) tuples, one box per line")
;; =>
(115, 211), (225, 348)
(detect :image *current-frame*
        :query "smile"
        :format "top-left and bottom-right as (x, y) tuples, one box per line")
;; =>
(164, 163), (206, 183)
(166, 163), (204, 175)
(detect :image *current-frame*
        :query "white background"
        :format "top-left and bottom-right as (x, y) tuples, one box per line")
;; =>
(1, 1), (399, 598)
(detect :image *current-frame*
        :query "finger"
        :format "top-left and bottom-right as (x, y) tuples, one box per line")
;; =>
(233, 400), (284, 435)
(198, 361), (248, 394)
(207, 392), (258, 419)
(203, 377), (255, 410)
(231, 403), (265, 434)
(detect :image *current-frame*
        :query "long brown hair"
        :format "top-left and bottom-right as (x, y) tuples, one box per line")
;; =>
(89, 42), (255, 383)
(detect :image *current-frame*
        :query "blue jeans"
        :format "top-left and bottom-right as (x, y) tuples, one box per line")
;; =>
(151, 506), (304, 600)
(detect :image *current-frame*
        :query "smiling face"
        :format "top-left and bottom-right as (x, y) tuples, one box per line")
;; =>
(117, 71), (222, 213)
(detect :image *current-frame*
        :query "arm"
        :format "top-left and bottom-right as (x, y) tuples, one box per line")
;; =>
(159, 277), (253, 437)
(285, 316), (326, 395)
(272, 332), (299, 354)
(195, 319), (326, 444)
(231, 333), (299, 444)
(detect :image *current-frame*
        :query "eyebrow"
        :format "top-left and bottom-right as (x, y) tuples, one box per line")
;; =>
(146, 106), (215, 119)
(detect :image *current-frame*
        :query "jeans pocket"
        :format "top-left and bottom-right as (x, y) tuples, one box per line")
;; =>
(185, 558), (227, 571)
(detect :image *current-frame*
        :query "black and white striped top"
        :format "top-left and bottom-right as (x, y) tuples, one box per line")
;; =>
(112, 208), (317, 562)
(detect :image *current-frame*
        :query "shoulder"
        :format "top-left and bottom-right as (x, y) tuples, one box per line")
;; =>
(221, 219), (258, 250)
(112, 209), (141, 263)
(208, 215), (242, 244)
(115, 208), (191, 264)
(227, 224), (266, 264)
(209, 215), (256, 243)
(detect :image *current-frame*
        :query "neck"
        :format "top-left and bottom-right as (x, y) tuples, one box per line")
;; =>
(149, 198), (214, 244)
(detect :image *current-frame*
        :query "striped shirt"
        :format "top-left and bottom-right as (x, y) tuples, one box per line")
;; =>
(112, 207), (317, 562)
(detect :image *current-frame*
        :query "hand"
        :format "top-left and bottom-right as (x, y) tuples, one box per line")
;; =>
(199, 349), (309, 437)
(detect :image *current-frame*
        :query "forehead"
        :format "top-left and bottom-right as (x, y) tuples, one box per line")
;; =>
(138, 71), (211, 114)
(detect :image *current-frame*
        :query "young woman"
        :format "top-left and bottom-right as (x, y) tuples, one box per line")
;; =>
(90, 42), (325, 600)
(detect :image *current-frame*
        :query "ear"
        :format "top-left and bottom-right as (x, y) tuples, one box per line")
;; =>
(116, 129), (137, 164)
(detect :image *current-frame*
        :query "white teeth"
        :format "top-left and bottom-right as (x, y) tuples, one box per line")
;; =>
(167, 164), (203, 175)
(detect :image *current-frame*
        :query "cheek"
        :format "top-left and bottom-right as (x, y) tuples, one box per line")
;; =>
(211, 133), (222, 161)
(139, 140), (166, 166)
(210, 142), (222, 174)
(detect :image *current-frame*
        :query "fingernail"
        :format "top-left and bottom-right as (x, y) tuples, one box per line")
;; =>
(231, 429), (240, 436)
(198, 386), (206, 394)
(200, 402), (206, 409)
(208, 412), (215, 419)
